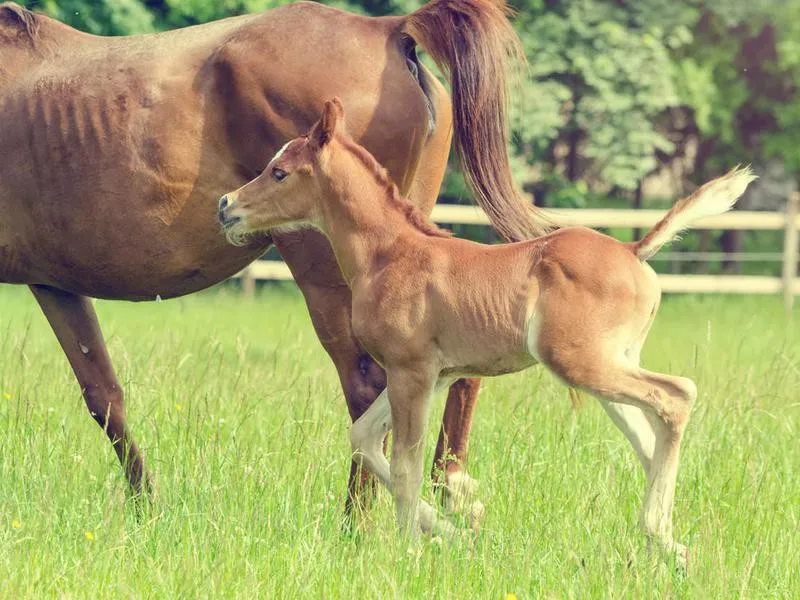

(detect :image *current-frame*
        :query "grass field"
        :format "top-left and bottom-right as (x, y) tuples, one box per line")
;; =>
(0, 284), (797, 598)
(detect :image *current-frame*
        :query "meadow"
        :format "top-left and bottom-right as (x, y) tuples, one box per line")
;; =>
(0, 284), (797, 598)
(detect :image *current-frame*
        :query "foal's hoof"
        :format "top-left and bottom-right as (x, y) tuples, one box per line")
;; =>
(466, 499), (485, 532)
(673, 542), (689, 574)
(654, 540), (689, 574)
(443, 471), (478, 509)
(645, 538), (690, 575)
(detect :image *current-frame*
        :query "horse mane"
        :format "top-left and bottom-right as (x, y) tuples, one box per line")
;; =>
(335, 134), (451, 238)
(0, 3), (40, 40)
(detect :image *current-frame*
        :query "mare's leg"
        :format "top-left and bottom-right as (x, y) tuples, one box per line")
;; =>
(350, 389), (456, 537)
(274, 230), (385, 519)
(433, 378), (484, 524)
(433, 379), (480, 477)
(30, 285), (151, 496)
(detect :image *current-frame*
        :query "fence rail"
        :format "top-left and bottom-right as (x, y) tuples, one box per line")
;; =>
(237, 192), (800, 314)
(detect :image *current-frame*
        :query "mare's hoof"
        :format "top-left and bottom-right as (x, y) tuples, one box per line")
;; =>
(442, 471), (485, 532)
(443, 471), (480, 508)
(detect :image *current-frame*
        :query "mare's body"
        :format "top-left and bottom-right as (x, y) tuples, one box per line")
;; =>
(1, 4), (419, 296)
(0, 0), (542, 512)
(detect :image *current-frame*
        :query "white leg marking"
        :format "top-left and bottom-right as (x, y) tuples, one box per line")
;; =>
(525, 311), (542, 362)
(599, 400), (655, 476)
(350, 390), (456, 537)
(350, 390), (392, 488)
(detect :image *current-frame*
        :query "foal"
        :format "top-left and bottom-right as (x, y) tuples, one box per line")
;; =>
(219, 99), (755, 563)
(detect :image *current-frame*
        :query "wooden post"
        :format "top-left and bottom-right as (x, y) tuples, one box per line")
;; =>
(783, 191), (799, 317)
(242, 264), (256, 298)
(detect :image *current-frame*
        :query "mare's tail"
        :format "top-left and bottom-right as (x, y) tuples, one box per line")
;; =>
(633, 166), (757, 262)
(403, 0), (552, 242)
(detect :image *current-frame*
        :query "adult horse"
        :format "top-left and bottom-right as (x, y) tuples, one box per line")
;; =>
(0, 0), (549, 515)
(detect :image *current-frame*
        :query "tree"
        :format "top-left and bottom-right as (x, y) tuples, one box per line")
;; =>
(29, 0), (156, 35)
(507, 0), (691, 207)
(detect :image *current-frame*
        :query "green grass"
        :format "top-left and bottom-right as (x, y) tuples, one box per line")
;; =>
(0, 285), (797, 598)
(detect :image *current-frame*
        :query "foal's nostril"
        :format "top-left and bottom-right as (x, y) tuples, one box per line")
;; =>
(218, 196), (229, 225)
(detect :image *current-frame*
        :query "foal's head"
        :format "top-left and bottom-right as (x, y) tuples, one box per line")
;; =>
(218, 98), (347, 245)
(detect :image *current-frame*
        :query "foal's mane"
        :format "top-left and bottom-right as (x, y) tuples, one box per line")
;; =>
(335, 134), (451, 238)
(0, 3), (40, 40)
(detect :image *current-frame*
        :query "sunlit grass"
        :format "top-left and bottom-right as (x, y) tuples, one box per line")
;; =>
(0, 285), (797, 597)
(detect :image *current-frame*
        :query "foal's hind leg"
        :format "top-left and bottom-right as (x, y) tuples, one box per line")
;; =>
(541, 318), (694, 563)
(30, 285), (151, 497)
(598, 401), (655, 476)
(581, 367), (696, 564)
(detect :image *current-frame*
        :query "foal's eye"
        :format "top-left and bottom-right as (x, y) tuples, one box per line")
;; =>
(272, 168), (289, 183)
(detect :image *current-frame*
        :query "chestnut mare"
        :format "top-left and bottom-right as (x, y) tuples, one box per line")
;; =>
(219, 99), (756, 565)
(0, 0), (547, 514)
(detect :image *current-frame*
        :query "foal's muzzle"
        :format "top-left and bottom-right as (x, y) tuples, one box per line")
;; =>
(218, 195), (240, 228)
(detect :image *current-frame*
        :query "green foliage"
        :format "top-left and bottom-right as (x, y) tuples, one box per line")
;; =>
(668, 1), (800, 179)
(28, 0), (156, 34)
(764, 1), (800, 173)
(511, 1), (683, 195)
(159, 0), (292, 27)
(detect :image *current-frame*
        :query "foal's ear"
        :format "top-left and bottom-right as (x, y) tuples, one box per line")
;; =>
(311, 97), (345, 150)
(329, 97), (345, 119)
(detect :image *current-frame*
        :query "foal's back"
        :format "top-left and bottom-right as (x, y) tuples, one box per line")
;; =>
(362, 226), (656, 379)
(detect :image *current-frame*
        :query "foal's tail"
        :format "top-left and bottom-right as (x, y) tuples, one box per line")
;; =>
(403, 0), (552, 242)
(633, 167), (757, 262)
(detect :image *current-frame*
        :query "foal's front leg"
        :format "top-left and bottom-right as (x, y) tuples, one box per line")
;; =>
(386, 366), (440, 538)
(351, 388), (457, 537)
(276, 230), (480, 524)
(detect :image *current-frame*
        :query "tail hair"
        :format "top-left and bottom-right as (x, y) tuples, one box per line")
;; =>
(404, 0), (552, 242)
(633, 166), (757, 262)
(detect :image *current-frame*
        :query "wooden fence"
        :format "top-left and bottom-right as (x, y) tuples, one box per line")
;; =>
(238, 192), (800, 314)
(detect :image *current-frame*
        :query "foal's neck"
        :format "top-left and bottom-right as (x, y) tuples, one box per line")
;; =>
(318, 153), (427, 284)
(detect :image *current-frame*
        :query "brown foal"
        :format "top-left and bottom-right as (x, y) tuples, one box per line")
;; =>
(218, 100), (755, 563)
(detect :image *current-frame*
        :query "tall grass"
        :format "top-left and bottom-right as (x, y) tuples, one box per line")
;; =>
(0, 285), (797, 598)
